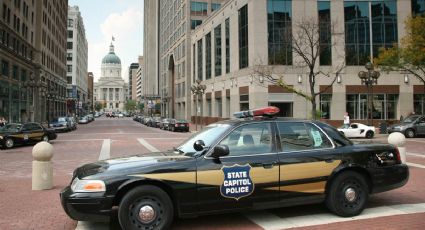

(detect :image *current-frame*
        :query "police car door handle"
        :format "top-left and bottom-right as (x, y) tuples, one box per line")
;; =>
(325, 158), (334, 163)
(262, 163), (274, 169)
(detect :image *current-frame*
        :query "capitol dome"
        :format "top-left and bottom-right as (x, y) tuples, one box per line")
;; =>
(102, 43), (121, 64)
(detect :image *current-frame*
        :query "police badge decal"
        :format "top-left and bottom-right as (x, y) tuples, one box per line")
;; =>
(220, 164), (254, 200)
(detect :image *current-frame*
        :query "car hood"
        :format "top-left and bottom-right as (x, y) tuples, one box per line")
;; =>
(76, 151), (193, 178)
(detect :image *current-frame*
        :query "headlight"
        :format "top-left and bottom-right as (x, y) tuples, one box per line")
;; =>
(70, 178), (106, 193)
(0, 136), (3, 140)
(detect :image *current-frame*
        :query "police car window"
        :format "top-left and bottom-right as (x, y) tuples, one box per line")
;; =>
(305, 123), (333, 149)
(176, 124), (231, 156)
(278, 123), (313, 152)
(219, 123), (272, 156)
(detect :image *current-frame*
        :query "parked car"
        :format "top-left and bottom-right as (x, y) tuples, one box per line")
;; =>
(153, 117), (162, 128)
(142, 117), (152, 126)
(78, 116), (89, 124)
(60, 106), (408, 230)
(87, 114), (94, 122)
(0, 122), (57, 149)
(337, 123), (375, 139)
(118, 113), (124, 118)
(159, 118), (171, 130)
(49, 117), (71, 132)
(94, 112), (101, 118)
(169, 119), (189, 132)
(387, 115), (425, 138)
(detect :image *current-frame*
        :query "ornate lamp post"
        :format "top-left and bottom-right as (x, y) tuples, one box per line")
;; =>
(23, 73), (45, 123)
(40, 83), (57, 128)
(358, 62), (380, 126)
(190, 79), (206, 131)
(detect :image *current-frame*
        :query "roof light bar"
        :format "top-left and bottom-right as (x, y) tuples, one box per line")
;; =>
(233, 106), (280, 118)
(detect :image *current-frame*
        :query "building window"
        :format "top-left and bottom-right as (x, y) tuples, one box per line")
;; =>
(412, 0), (425, 15)
(269, 102), (293, 117)
(239, 5), (249, 69)
(212, 3), (221, 11)
(344, 0), (398, 65)
(12, 65), (18, 80)
(2, 60), (9, 76)
(346, 94), (398, 120)
(319, 1), (332, 66)
(206, 33), (211, 80)
(191, 20), (202, 30)
(67, 42), (72, 49)
(207, 99), (212, 116)
(67, 19), (73, 27)
(67, 53), (72, 61)
(67, 30), (73, 38)
(414, 94), (425, 115)
(225, 18), (230, 73)
(320, 94), (331, 119)
(267, 0), (292, 65)
(240, 94), (249, 111)
(190, 1), (208, 16)
(197, 39), (203, 80)
(226, 95), (230, 117)
(67, 65), (72, 72)
(193, 44), (196, 82)
(214, 25), (222, 77)
(21, 69), (27, 82)
(216, 98), (222, 117)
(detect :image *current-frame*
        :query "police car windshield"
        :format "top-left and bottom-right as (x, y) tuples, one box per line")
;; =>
(176, 123), (231, 156)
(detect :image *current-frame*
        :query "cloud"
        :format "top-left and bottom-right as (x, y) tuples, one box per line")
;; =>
(88, 7), (143, 82)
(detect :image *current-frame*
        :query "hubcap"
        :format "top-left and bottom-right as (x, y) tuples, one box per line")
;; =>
(345, 187), (357, 202)
(138, 205), (156, 223)
(6, 139), (13, 148)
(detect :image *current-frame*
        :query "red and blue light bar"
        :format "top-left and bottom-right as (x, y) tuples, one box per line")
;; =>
(233, 106), (280, 118)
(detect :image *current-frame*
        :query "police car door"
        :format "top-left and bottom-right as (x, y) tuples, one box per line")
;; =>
(196, 122), (279, 213)
(276, 122), (340, 200)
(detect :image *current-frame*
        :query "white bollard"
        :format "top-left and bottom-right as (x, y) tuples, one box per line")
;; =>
(32, 142), (54, 190)
(388, 132), (406, 164)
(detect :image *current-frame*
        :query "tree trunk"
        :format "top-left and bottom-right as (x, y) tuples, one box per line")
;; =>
(311, 98), (317, 120)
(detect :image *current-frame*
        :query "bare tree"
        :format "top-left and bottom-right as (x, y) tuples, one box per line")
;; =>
(253, 18), (345, 119)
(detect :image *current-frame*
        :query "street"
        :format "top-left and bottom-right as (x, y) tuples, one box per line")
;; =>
(0, 117), (425, 230)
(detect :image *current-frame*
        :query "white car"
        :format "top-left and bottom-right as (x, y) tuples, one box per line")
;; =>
(338, 123), (375, 139)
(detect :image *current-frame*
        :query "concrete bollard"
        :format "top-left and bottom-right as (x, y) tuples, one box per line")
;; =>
(388, 132), (406, 164)
(32, 142), (54, 190)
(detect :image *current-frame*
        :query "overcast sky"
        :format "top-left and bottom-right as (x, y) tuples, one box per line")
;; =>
(68, 0), (144, 82)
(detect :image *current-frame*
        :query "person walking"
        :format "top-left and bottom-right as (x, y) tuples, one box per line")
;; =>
(0, 117), (6, 127)
(343, 112), (350, 129)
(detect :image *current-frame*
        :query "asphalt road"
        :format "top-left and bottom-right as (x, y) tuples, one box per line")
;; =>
(1, 117), (424, 230)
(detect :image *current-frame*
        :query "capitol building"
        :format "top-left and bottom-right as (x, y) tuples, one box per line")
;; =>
(93, 42), (129, 112)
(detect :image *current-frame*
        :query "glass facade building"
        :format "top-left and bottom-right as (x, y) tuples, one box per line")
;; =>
(267, 0), (292, 65)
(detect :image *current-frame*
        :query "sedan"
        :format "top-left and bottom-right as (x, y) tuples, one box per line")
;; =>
(387, 115), (425, 138)
(338, 123), (375, 139)
(61, 107), (408, 230)
(169, 119), (189, 132)
(50, 117), (71, 132)
(78, 116), (89, 124)
(0, 122), (57, 149)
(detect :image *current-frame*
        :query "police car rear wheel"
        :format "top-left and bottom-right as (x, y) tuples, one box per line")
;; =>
(5, 138), (14, 148)
(118, 185), (173, 230)
(326, 171), (369, 217)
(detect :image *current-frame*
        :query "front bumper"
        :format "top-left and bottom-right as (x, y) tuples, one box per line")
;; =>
(60, 186), (114, 222)
(370, 164), (409, 194)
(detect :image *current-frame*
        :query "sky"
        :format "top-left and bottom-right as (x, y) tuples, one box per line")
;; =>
(68, 0), (144, 82)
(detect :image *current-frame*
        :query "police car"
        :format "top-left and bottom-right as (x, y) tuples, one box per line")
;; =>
(60, 107), (409, 230)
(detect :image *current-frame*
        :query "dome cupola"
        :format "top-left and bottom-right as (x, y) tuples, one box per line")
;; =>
(102, 43), (121, 64)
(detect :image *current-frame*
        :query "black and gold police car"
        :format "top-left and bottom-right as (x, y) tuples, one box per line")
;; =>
(60, 107), (408, 230)
(0, 122), (57, 149)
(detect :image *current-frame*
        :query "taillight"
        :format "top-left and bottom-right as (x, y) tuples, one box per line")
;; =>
(175, 123), (179, 127)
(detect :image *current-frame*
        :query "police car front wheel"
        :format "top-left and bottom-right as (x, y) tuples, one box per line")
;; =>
(326, 171), (369, 217)
(118, 185), (173, 230)
(5, 138), (14, 148)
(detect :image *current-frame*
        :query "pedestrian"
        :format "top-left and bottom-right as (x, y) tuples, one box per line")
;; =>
(400, 115), (404, 122)
(0, 117), (5, 127)
(343, 112), (350, 129)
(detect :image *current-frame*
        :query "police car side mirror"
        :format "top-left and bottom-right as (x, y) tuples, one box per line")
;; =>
(194, 140), (205, 151)
(211, 145), (229, 158)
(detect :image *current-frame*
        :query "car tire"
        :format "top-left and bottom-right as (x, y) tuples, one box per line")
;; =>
(325, 171), (369, 217)
(118, 185), (173, 230)
(405, 129), (415, 138)
(42, 135), (49, 142)
(365, 131), (374, 139)
(5, 138), (14, 149)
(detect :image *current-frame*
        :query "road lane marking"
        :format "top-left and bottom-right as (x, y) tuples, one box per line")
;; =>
(137, 138), (160, 152)
(407, 162), (425, 169)
(143, 137), (186, 140)
(245, 202), (425, 230)
(98, 139), (111, 161)
(53, 139), (105, 142)
(407, 139), (425, 144)
(407, 152), (425, 158)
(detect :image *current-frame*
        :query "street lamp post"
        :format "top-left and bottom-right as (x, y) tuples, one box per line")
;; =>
(23, 73), (45, 123)
(41, 83), (57, 128)
(358, 62), (380, 126)
(190, 79), (206, 131)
